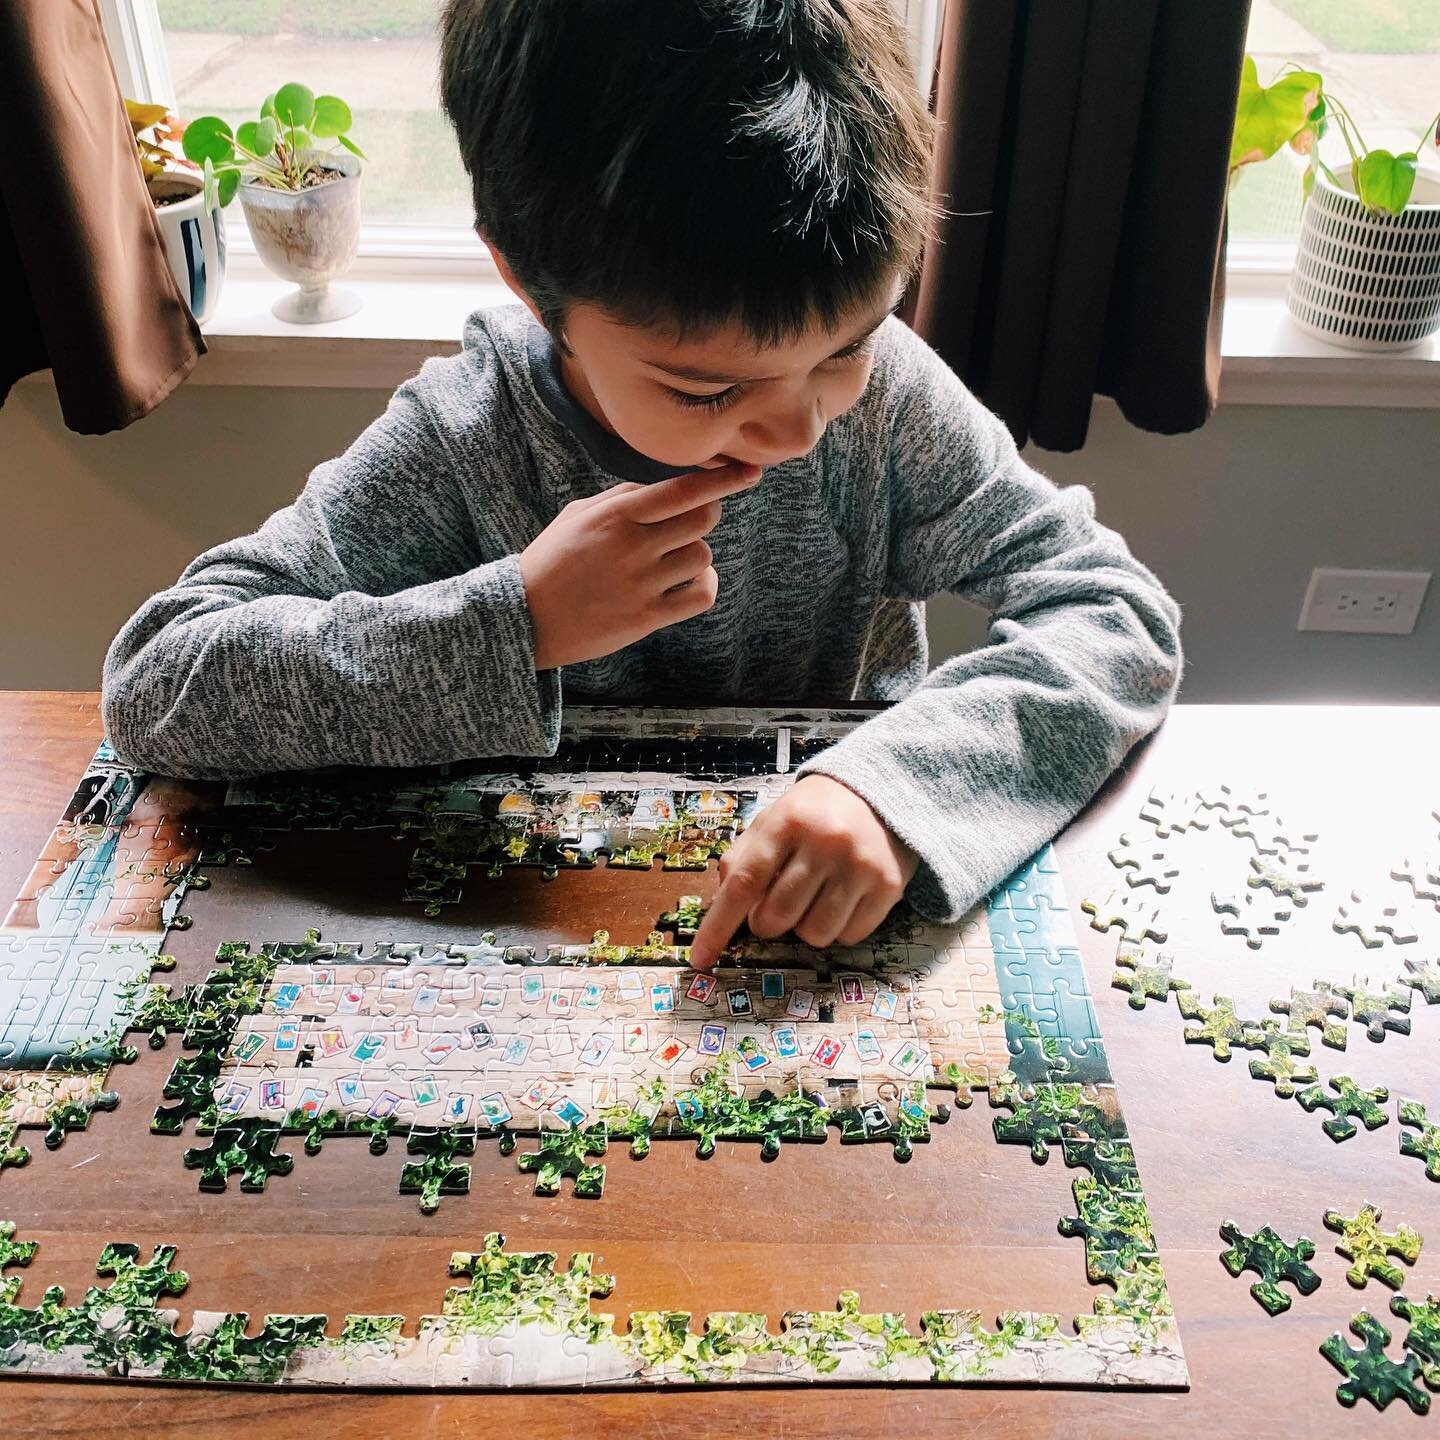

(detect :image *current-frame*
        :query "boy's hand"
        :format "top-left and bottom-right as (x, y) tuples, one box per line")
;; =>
(689, 775), (919, 970)
(519, 462), (762, 670)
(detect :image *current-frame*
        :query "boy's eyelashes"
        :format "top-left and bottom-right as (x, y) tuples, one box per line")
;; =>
(663, 338), (878, 411)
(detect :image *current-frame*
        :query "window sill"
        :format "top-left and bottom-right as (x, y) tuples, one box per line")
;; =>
(83, 263), (1440, 410)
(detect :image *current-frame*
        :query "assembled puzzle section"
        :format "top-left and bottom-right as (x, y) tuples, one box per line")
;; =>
(0, 1227), (1186, 1388)
(0, 747), (198, 1171)
(0, 707), (1188, 1391)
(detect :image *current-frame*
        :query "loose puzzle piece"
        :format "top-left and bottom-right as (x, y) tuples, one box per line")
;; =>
(513, 1125), (608, 1199)
(182, 1119), (295, 1193)
(1297, 1076), (1390, 1143)
(1080, 892), (1167, 946)
(1334, 890), (1419, 948)
(1336, 977), (1412, 1042)
(1269, 984), (1349, 1051)
(1176, 992), (1262, 1062)
(1105, 834), (1179, 893)
(1324, 1202), (1423, 1289)
(1246, 1022), (1318, 1098)
(1110, 941), (1189, 1011)
(1320, 1311), (1430, 1414)
(1139, 787), (1211, 839)
(399, 1126), (476, 1214)
(1398, 1098), (1440, 1182)
(1401, 958), (1440, 1005)
(1246, 855), (1322, 907)
(1210, 892), (1292, 949)
(1390, 1293), (1440, 1389)
(0, 1219), (37, 1282)
(1390, 856), (1440, 908)
(1218, 1220), (1321, 1315)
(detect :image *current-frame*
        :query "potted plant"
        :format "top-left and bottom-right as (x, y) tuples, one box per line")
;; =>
(182, 84), (367, 324)
(127, 100), (226, 326)
(1231, 58), (1440, 352)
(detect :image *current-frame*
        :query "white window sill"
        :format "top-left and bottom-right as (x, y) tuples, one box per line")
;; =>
(34, 255), (1440, 408)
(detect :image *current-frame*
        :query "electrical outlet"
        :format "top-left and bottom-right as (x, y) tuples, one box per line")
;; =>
(1298, 568), (1431, 634)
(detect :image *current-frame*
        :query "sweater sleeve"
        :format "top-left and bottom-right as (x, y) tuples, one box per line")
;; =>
(796, 323), (1182, 921)
(101, 359), (561, 778)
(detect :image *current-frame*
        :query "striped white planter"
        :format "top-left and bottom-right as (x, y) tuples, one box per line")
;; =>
(1286, 167), (1440, 352)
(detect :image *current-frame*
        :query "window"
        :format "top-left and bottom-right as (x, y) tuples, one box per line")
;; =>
(1229, 0), (1440, 263)
(105, 0), (946, 269)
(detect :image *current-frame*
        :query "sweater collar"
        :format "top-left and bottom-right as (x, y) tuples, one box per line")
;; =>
(524, 316), (698, 483)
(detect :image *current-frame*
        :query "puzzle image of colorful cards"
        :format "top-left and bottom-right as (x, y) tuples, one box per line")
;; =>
(0, 707), (1186, 1391)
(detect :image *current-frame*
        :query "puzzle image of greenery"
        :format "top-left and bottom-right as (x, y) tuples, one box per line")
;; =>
(0, 708), (1185, 1389)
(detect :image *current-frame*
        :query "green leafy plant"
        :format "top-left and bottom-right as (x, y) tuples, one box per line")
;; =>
(1231, 55), (1439, 215)
(181, 82), (365, 208)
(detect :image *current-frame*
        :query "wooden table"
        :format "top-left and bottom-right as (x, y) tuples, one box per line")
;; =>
(2, 692), (1438, 1438)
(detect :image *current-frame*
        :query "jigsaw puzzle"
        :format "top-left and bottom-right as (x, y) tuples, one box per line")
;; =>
(0, 707), (1187, 1393)
(1320, 1310), (1431, 1414)
(1323, 1202), (1423, 1290)
(0, 1226), (1185, 1388)
(1217, 1220), (1321, 1315)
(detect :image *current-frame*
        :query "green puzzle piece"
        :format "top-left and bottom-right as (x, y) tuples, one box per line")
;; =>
(1398, 1098), (1440, 1182)
(991, 1083), (1112, 1163)
(1177, 992), (1262, 1061)
(1320, 1310), (1430, 1414)
(1110, 941), (1189, 1010)
(1297, 1075), (1390, 1143)
(399, 1127), (475, 1214)
(1269, 984), (1349, 1051)
(1324, 1202), (1423, 1289)
(1336, 979), (1411, 1043)
(0, 1220), (37, 1277)
(1402, 958), (1440, 1006)
(1219, 1220), (1321, 1315)
(512, 1124), (607, 1198)
(1246, 1022), (1317, 1098)
(183, 1119), (295, 1193)
(1390, 1293), (1440, 1389)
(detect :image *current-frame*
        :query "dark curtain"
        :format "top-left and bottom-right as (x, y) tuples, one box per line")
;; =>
(902, 0), (1250, 453)
(0, 0), (204, 434)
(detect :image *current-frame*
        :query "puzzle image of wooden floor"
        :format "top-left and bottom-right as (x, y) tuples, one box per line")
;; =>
(0, 707), (1187, 1391)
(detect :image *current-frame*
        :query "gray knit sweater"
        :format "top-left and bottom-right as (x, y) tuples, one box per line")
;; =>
(102, 303), (1182, 922)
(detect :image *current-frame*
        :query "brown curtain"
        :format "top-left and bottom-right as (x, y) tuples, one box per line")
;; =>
(0, 0), (204, 434)
(903, 0), (1250, 453)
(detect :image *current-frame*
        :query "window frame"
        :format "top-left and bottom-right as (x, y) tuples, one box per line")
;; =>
(106, 0), (949, 276)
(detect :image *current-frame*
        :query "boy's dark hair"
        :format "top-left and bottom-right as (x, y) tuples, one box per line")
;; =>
(440, 0), (936, 348)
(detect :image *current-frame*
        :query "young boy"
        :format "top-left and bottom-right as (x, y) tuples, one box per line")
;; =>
(102, 0), (1181, 971)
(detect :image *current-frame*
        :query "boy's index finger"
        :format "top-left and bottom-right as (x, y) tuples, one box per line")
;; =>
(688, 863), (767, 970)
(617, 463), (761, 524)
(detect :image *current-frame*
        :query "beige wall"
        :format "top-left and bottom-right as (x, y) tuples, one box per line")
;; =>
(3, 376), (1437, 702)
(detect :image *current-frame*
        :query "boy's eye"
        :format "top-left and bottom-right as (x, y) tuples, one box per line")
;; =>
(668, 385), (744, 412)
(664, 337), (876, 412)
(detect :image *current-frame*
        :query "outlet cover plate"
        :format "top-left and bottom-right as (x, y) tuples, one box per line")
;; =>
(1298, 567), (1431, 634)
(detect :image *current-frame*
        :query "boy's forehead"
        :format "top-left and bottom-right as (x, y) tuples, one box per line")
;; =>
(591, 284), (904, 384)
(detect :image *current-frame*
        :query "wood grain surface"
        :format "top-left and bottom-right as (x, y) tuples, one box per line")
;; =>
(2, 692), (1437, 1439)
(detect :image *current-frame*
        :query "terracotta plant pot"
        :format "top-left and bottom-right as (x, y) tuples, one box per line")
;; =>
(238, 148), (362, 323)
(149, 171), (227, 326)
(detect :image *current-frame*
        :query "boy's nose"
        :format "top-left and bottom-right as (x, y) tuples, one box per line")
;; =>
(739, 399), (825, 466)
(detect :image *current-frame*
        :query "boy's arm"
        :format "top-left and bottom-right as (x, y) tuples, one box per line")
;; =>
(795, 328), (1182, 923)
(101, 368), (560, 778)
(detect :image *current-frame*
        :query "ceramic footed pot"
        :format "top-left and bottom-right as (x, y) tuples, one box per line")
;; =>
(238, 148), (362, 323)
(149, 170), (226, 326)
